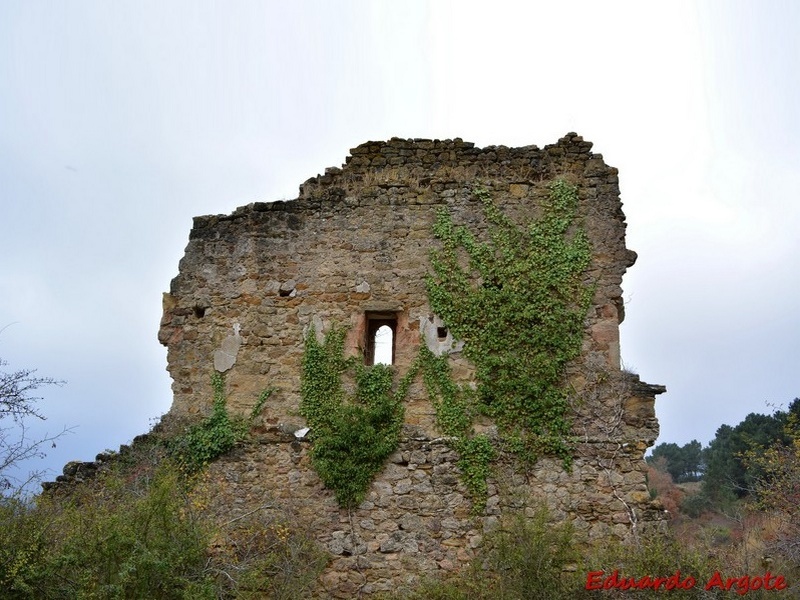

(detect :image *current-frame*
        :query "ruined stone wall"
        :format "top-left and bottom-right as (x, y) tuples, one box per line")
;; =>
(158, 133), (666, 596)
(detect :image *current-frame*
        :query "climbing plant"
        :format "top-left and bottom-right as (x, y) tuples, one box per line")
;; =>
(170, 372), (271, 474)
(300, 327), (417, 508)
(420, 346), (494, 509)
(300, 179), (592, 511)
(425, 179), (593, 475)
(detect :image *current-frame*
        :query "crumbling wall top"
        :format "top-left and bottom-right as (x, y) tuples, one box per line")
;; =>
(156, 133), (666, 595)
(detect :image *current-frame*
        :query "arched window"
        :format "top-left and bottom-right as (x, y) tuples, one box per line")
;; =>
(365, 313), (397, 365)
(373, 325), (393, 365)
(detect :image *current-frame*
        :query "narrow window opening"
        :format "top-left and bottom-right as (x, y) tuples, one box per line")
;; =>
(365, 313), (398, 366)
(193, 305), (206, 318)
(373, 326), (393, 365)
(436, 326), (448, 341)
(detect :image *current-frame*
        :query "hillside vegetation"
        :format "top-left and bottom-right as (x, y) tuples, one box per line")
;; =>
(2, 399), (798, 598)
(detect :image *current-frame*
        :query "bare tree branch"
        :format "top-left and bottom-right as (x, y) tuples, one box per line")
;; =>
(0, 356), (69, 492)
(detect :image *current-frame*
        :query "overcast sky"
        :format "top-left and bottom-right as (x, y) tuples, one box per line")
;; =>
(1, 1), (798, 486)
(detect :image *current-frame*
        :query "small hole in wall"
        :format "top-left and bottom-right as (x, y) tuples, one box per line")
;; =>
(436, 327), (448, 341)
(193, 306), (206, 318)
(278, 288), (292, 297)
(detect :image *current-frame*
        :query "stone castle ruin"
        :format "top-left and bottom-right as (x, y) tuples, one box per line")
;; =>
(157, 133), (666, 596)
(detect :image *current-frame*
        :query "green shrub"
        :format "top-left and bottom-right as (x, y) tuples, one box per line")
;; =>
(0, 459), (327, 599)
(0, 466), (214, 599)
(486, 508), (581, 600)
(381, 504), (799, 600)
(380, 507), (581, 600)
(585, 534), (713, 598)
(387, 579), (479, 600)
(681, 491), (712, 518)
(0, 496), (46, 598)
(207, 516), (328, 600)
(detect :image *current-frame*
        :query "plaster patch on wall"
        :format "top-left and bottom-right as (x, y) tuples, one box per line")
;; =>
(213, 323), (242, 372)
(420, 315), (463, 356)
(303, 314), (326, 344)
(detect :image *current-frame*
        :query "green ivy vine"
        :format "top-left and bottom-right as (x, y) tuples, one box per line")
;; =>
(419, 346), (494, 509)
(425, 179), (593, 489)
(298, 179), (592, 512)
(170, 372), (272, 474)
(299, 327), (418, 508)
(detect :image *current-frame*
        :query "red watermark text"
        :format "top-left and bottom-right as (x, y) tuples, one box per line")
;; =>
(585, 570), (788, 594)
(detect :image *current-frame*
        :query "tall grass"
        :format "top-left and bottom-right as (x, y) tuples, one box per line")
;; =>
(0, 451), (326, 599)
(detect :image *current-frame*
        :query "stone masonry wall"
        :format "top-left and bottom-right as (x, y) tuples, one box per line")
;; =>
(158, 133), (666, 596)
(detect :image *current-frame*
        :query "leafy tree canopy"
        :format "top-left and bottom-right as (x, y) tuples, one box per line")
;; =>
(647, 440), (703, 483)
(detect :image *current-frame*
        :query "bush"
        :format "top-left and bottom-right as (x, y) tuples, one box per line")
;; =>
(0, 455), (325, 599)
(646, 462), (682, 515)
(681, 491), (712, 518)
(486, 508), (580, 600)
(205, 513), (328, 600)
(381, 504), (800, 600)
(0, 465), (214, 599)
(585, 534), (715, 598)
(380, 507), (582, 600)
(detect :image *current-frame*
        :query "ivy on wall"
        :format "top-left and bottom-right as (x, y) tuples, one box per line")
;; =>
(299, 327), (418, 508)
(299, 179), (592, 511)
(170, 372), (271, 474)
(426, 179), (592, 469)
(420, 346), (494, 509)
